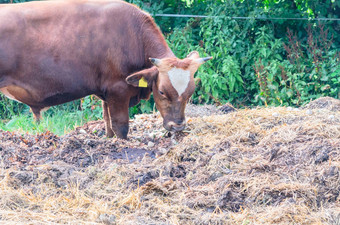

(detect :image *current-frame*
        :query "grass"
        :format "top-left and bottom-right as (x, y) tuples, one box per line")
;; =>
(0, 94), (103, 135)
(0, 108), (99, 136)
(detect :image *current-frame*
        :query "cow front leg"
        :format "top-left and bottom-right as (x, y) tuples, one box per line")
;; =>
(107, 99), (130, 139)
(102, 101), (114, 138)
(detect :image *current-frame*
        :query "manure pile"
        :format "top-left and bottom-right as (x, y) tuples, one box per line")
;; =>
(0, 97), (339, 224)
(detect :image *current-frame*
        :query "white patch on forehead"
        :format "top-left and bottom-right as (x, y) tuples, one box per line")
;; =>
(167, 67), (190, 96)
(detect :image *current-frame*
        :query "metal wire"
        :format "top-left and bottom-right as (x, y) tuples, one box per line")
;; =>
(153, 13), (340, 21)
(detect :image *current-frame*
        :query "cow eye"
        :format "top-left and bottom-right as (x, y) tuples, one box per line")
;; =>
(159, 90), (164, 95)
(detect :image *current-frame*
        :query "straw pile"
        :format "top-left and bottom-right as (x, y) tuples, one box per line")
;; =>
(0, 97), (339, 224)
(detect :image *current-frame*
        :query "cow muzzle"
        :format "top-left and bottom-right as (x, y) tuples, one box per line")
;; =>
(164, 120), (186, 132)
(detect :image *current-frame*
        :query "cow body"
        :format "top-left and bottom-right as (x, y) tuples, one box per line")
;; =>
(0, 0), (211, 139)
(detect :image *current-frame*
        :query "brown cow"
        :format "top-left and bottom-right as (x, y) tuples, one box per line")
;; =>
(0, 0), (211, 139)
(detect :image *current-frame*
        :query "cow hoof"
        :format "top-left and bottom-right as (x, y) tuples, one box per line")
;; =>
(106, 131), (114, 138)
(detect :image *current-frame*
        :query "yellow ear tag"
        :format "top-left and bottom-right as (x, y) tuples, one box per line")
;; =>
(138, 77), (148, 88)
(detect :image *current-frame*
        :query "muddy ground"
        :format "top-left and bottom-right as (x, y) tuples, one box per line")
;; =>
(0, 97), (339, 225)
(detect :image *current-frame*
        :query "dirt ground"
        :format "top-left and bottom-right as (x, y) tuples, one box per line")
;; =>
(0, 97), (339, 225)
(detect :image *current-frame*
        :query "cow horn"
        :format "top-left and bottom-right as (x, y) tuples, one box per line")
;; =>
(195, 56), (213, 64)
(149, 58), (161, 66)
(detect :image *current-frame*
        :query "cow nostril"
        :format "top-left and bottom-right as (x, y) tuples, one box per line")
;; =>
(176, 119), (185, 126)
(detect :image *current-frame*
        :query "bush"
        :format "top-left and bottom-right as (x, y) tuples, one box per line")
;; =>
(166, 0), (339, 107)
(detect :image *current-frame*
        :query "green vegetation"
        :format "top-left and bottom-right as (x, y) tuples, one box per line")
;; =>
(0, 0), (339, 133)
(0, 109), (83, 135)
(159, 0), (340, 106)
(0, 97), (102, 135)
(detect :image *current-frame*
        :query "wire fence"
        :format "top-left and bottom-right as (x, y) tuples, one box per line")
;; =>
(154, 13), (340, 21)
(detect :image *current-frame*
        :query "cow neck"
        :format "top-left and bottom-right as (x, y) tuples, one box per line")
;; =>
(140, 13), (175, 61)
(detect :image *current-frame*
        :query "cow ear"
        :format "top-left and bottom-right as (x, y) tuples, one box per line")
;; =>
(126, 67), (158, 88)
(187, 51), (200, 59)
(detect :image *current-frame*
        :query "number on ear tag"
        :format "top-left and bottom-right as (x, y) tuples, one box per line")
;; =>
(138, 77), (148, 88)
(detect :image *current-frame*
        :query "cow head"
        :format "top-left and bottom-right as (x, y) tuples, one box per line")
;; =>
(126, 51), (212, 132)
